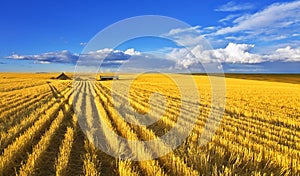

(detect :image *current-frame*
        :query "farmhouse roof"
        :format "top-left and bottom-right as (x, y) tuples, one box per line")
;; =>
(56, 73), (71, 80)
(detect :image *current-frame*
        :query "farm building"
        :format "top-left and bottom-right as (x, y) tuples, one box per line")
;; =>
(56, 73), (71, 80)
(99, 75), (119, 81)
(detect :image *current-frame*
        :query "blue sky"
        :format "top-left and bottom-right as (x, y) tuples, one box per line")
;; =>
(1, 0), (300, 73)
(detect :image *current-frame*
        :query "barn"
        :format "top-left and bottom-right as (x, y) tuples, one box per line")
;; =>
(56, 73), (71, 80)
(99, 75), (119, 81)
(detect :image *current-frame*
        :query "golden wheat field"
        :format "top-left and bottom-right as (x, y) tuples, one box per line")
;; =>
(0, 72), (299, 176)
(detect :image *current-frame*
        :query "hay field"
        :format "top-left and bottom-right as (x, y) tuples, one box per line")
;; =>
(0, 73), (299, 175)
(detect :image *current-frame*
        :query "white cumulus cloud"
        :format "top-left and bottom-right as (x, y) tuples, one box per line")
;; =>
(215, 43), (262, 63)
(124, 48), (141, 56)
(168, 42), (263, 69)
(267, 46), (300, 62)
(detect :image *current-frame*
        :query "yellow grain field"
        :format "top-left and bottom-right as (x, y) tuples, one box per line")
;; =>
(0, 73), (299, 175)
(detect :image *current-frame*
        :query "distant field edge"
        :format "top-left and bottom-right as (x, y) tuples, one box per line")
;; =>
(186, 73), (300, 84)
(0, 72), (300, 84)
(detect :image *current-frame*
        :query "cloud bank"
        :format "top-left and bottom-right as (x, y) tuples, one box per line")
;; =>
(6, 48), (141, 67)
(5, 43), (300, 71)
(6, 50), (79, 64)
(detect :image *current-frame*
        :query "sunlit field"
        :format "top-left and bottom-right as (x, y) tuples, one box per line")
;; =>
(0, 73), (299, 175)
